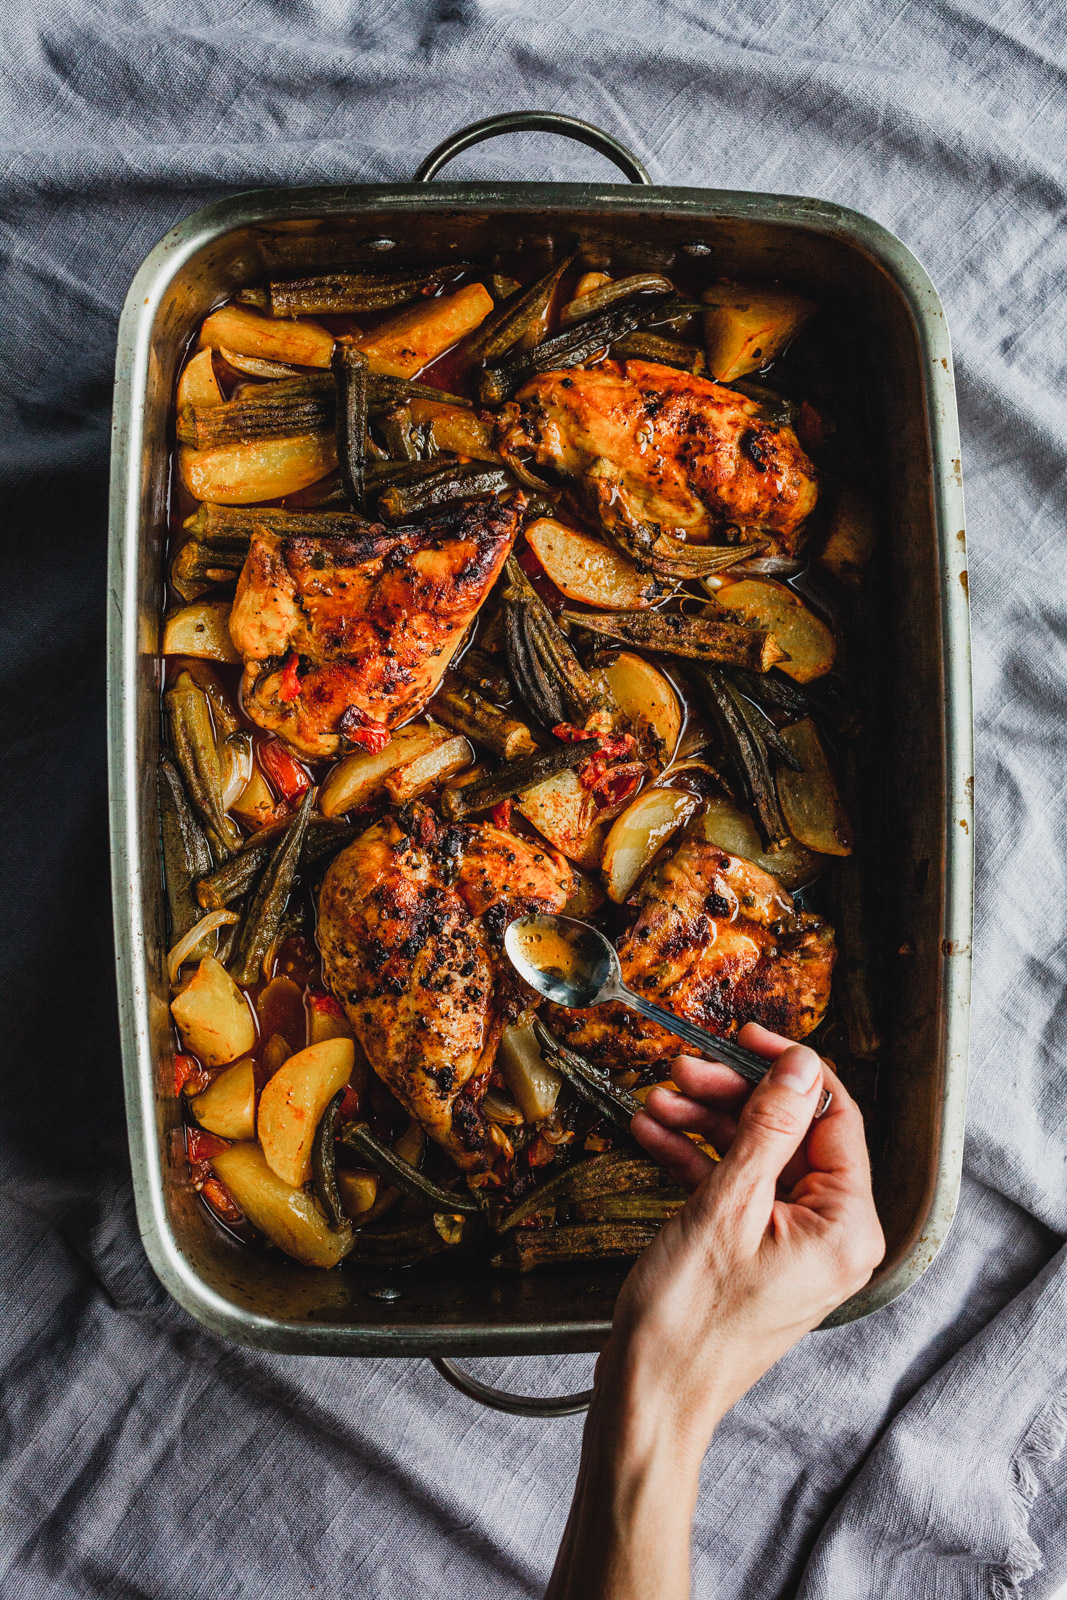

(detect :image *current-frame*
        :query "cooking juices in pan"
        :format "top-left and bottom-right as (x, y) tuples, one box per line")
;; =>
(161, 248), (883, 1274)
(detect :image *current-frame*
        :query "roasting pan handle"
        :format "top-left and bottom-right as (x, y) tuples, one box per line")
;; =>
(413, 111), (652, 185)
(430, 1356), (594, 1416)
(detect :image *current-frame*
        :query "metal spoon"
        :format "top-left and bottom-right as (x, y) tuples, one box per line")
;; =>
(505, 912), (831, 1108)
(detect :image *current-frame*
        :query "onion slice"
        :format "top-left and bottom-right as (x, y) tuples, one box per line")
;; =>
(167, 909), (239, 986)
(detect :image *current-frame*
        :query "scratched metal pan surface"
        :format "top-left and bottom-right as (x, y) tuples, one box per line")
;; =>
(107, 117), (972, 1360)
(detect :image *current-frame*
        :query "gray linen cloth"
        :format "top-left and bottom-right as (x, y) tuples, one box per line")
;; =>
(2, 2), (1067, 1595)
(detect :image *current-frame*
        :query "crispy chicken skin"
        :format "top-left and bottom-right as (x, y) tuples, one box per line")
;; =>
(318, 805), (575, 1173)
(498, 360), (817, 558)
(546, 837), (835, 1067)
(229, 495), (523, 758)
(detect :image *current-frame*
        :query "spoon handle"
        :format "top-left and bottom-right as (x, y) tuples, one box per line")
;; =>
(618, 988), (773, 1088)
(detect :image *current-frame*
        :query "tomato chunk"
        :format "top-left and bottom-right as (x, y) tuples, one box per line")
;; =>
(259, 739), (311, 803)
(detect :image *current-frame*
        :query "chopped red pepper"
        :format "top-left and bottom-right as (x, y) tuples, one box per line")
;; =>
(258, 739), (311, 804)
(491, 799), (514, 830)
(200, 1177), (244, 1226)
(590, 762), (643, 811)
(338, 1084), (361, 1120)
(526, 1133), (557, 1168)
(278, 651), (302, 703)
(187, 1127), (229, 1164)
(174, 1054), (209, 1097)
(348, 722), (391, 754)
(307, 991), (345, 1018)
(552, 723), (598, 742)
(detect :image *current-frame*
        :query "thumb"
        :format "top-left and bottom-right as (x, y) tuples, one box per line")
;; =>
(710, 1044), (824, 1225)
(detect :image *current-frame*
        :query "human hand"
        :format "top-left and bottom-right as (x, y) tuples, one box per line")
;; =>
(602, 1023), (885, 1467)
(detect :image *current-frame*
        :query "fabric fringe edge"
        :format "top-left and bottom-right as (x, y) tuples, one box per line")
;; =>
(989, 1395), (1067, 1600)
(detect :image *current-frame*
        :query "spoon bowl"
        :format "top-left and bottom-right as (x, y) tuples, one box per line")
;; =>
(504, 913), (619, 1008)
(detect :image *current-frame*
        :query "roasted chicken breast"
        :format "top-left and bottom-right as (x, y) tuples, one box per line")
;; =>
(318, 805), (575, 1174)
(498, 360), (817, 566)
(545, 836), (835, 1067)
(229, 494), (523, 758)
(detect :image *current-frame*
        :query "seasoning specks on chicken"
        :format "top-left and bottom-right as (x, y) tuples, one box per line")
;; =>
(497, 360), (817, 564)
(545, 841), (835, 1066)
(318, 805), (575, 1172)
(229, 495), (523, 758)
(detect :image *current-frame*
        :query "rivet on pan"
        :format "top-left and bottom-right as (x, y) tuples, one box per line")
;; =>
(681, 241), (713, 256)
(367, 1285), (402, 1301)
(360, 237), (396, 252)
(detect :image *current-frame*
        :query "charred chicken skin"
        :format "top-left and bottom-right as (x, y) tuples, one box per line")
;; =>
(229, 494), (523, 759)
(497, 360), (817, 568)
(318, 805), (575, 1174)
(545, 836), (835, 1068)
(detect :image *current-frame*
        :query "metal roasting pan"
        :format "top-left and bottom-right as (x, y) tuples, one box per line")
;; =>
(107, 113), (972, 1415)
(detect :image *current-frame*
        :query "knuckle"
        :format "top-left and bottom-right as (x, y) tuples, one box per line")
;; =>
(743, 1099), (801, 1140)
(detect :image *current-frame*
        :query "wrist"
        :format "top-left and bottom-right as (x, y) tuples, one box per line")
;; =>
(589, 1339), (715, 1487)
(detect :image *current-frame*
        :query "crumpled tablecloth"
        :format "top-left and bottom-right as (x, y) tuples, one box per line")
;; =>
(3, 3), (1067, 1595)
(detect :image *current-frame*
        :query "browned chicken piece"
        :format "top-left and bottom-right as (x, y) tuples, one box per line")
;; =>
(497, 360), (817, 568)
(229, 495), (523, 759)
(546, 836), (835, 1068)
(318, 805), (575, 1174)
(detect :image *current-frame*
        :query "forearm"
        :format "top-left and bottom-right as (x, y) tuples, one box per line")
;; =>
(545, 1370), (705, 1600)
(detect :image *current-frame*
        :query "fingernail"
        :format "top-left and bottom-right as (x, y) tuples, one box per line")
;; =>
(771, 1047), (821, 1094)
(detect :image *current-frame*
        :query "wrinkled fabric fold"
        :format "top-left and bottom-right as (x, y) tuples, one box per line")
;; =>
(3, 1), (1067, 1595)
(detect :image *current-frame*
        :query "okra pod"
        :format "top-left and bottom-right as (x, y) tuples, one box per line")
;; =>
(228, 790), (313, 985)
(453, 648), (513, 702)
(558, 272), (675, 326)
(332, 343), (369, 510)
(311, 1091), (348, 1231)
(491, 1221), (659, 1272)
(169, 539), (247, 602)
(365, 373), (472, 415)
(197, 818), (357, 910)
(465, 251), (577, 363)
(165, 671), (243, 859)
(241, 267), (454, 317)
(376, 462), (511, 523)
(504, 559), (615, 733)
(183, 501), (374, 545)
(612, 331), (707, 373)
(504, 597), (564, 729)
(494, 1151), (662, 1234)
(159, 757), (214, 943)
(532, 1020), (642, 1131)
(337, 1121), (482, 1213)
(346, 1220), (453, 1265)
(572, 1191), (685, 1223)
(478, 291), (674, 403)
(691, 665), (792, 851)
(724, 665), (809, 719)
(375, 404), (425, 463)
(432, 680), (536, 761)
(561, 608), (786, 673)
(177, 375), (333, 449)
(439, 739), (590, 821)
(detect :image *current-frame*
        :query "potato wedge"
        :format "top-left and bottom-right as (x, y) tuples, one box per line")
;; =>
(319, 725), (448, 817)
(702, 284), (816, 381)
(382, 733), (474, 803)
(601, 651), (682, 771)
(177, 348), (223, 410)
(210, 1143), (354, 1267)
(180, 430), (337, 505)
(776, 719), (853, 856)
(693, 796), (825, 890)
(515, 767), (607, 868)
(499, 1022), (562, 1122)
(602, 787), (699, 903)
(713, 580), (834, 683)
(406, 398), (496, 459)
(199, 304), (335, 368)
(819, 484), (878, 589)
(162, 600), (240, 664)
(354, 283), (494, 378)
(526, 518), (663, 611)
(336, 1168), (379, 1219)
(306, 993), (355, 1047)
(257, 1038), (354, 1188)
(189, 1058), (256, 1140)
(171, 956), (256, 1067)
